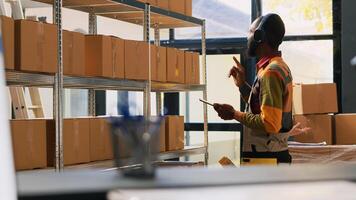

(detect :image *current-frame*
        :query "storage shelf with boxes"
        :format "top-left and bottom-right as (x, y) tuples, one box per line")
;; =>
(4, 0), (208, 171)
(6, 18), (202, 88)
(10, 115), (200, 170)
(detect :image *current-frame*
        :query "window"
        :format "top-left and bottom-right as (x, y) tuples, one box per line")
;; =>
(280, 40), (333, 83)
(262, 0), (334, 84)
(179, 55), (242, 164)
(175, 0), (251, 39)
(180, 54), (241, 123)
(262, 0), (333, 35)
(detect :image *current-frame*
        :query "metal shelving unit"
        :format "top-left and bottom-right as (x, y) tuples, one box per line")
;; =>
(8, 0), (208, 171)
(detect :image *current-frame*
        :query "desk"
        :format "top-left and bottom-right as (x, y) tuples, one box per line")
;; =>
(18, 164), (356, 199)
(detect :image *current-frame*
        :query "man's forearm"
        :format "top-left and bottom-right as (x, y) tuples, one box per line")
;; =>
(234, 111), (245, 122)
(234, 111), (265, 131)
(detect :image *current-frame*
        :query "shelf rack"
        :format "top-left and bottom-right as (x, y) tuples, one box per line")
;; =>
(9, 0), (208, 171)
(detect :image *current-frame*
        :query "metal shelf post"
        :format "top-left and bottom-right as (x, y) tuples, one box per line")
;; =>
(202, 20), (209, 165)
(88, 9), (97, 116)
(143, 3), (151, 117)
(53, 0), (64, 171)
(154, 24), (162, 116)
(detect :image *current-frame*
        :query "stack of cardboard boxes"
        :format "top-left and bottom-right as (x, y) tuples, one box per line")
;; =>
(3, 17), (201, 85)
(293, 83), (356, 146)
(10, 115), (184, 170)
(293, 83), (338, 144)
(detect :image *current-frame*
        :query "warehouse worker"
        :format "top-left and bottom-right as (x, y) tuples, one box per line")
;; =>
(214, 14), (295, 163)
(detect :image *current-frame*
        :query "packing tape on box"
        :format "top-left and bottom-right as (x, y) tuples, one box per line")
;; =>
(100, 119), (106, 148)
(175, 49), (179, 77)
(68, 32), (74, 74)
(73, 120), (80, 160)
(157, 48), (161, 79)
(112, 39), (118, 77)
(37, 22), (45, 72)
(135, 41), (140, 74)
(27, 125), (35, 166)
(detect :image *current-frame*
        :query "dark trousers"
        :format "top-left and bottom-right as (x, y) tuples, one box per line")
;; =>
(242, 150), (292, 164)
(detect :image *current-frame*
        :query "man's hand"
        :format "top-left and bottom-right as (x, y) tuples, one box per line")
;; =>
(229, 56), (246, 88)
(213, 103), (236, 120)
(288, 122), (312, 137)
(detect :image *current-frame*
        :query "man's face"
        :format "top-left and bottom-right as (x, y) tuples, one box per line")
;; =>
(247, 18), (261, 57)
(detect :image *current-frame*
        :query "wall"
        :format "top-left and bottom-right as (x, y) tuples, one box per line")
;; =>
(341, 0), (356, 113)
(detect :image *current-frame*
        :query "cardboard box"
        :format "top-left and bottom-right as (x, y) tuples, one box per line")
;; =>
(15, 20), (58, 73)
(1, 16), (14, 69)
(11, 119), (50, 170)
(165, 116), (184, 151)
(157, 0), (169, 10)
(293, 114), (333, 145)
(185, 0), (193, 16)
(125, 40), (149, 80)
(47, 118), (90, 166)
(63, 30), (85, 76)
(335, 114), (356, 145)
(89, 118), (113, 161)
(168, 0), (185, 14)
(111, 36), (125, 79)
(185, 51), (200, 84)
(293, 83), (338, 115)
(167, 48), (185, 83)
(165, 116), (176, 151)
(152, 46), (167, 82)
(85, 35), (113, 77)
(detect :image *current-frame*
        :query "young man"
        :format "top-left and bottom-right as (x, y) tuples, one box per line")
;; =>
(214, 14), (296, 163)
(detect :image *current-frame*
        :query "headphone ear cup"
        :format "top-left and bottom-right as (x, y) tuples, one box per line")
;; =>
(254, 29), (265, 43)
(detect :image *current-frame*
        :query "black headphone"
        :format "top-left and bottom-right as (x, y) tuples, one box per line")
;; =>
(253, 14), (274, 44)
